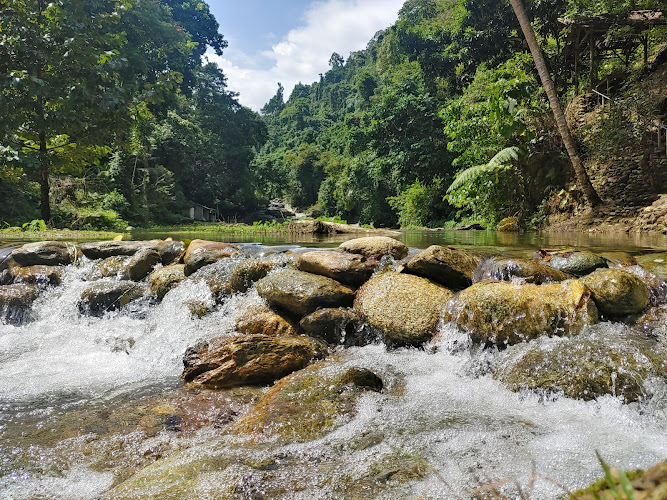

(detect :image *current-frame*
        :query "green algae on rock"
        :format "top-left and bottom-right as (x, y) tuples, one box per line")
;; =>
(354, 271), (454, 346)
(445, 280), (598, 347)
(581, 268), (650, 316)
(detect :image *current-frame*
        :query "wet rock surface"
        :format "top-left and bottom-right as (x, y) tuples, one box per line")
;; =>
(299, 307), (366, 345)
(235, 305), (300, 337)
(183, 239), (240, 276)
(0, 283), (38, 324)
(182, 334), (325, 389)
(256, 268), (355, 318)
(355, 271), (454, 346)
(227, 259), (275, 294)
(403, 245), (482, 290)
(11, 241), (76, 266)
(339, 236), (409, 259)
(581, 268), (650, 316)
(537, 249), (608, 276)
(473, 257), (571, 284)
(148, 264), (186, 300)
(10, 264), (63, 286)
(297, 250), (378, 286)
(79, 281), (145, 316)
(78, 240), (160, 260)
(120, 248), (161, 281)
(446, 280), (598, 347)
(636, 251), (667, 279)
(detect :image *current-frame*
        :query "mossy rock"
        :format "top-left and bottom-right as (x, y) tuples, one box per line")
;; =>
(473, 257), (570, 284)
(402, 245), (482, 290)
(598, 251), (638, 267)
(235, 304), (300, 337)
(182, 334), (326, 389)
(636, 251), (667, 279)
(96, 255), (129, 278)
(354, 271), (454, 346)
(232, 357), (383, 443)
(495, 332), (666, 402)
(445, 280), (598, 347)
(537, 249), (608, 276)
(297, 250), (378, 286)
(339, 236), (409, 259)
(10, 264), (63, 286)
(256, 269), (355, 319)
(148, 264), (186, 300)
(496, 216), (519, 232)
(581, 268), (650, 316)
(0, 284), (39, 324)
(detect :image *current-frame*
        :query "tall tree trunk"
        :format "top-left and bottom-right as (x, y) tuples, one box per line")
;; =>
(39, 130), (51, 223)
(509, 0), (601, 206)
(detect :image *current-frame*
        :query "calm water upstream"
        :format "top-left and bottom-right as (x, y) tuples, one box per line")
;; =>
(0, 230), (665, 499)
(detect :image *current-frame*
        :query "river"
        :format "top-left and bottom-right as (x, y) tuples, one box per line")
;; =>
(0, 230), (665, 499)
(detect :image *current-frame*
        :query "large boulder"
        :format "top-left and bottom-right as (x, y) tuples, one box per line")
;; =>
(402, 245), (482, 290)
(148, 264), (186, 300)
(78, 240), (160, 260)
(256, 269), (355, 318)
(473, 257), (570, 284)
(79, 281), (145, 316)
(158, 239), (185, 265)
(581, 268), (650, 316)
(232, 356), (383, 442)
(11, 241), (76, 266)
(235, 305), (300, 337)
(120, 248), (161, 281)
(182, 334), (325, 389)
(354, 271), (454, 346)
(299, 307), (364, 345)
(10, 264), (63, 286)
(183, 239), (239, 276)
(227, 259), (275, 294)
(495, 332), (666, 402)
(445, 280), (598, 347)
(0, 284), (38, 324)
(297, 250), (378, 286)
(496, 216), (519, 232)
(339, 236), (408, 260)
(537, 249), (608, 276)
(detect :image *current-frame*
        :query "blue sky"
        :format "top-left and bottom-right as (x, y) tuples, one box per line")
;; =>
(205, 0), (405, 111)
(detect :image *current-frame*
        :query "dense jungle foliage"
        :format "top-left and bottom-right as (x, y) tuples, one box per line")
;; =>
(1, 0), (665, 230)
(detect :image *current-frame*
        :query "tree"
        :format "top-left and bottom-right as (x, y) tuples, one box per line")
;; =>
(509, 0), (601, 206)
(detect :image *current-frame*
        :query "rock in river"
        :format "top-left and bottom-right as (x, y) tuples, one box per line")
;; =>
(183, 239), (239, 276)
(0, 284), (38, 324)
(182, 334), (325, 389)
(339, 236), (409, 260)
(537, 249), (608, 276)
(10, 264), (63, 286)
(581, 268), (650, 316)
(235, 304), (300, 337)
(445, 280), (598, 347)
(256, 269), (355, 318)
(354, 271), (454, 346)
(472, 257), (570, 284)
(403, 245), (482, 290)
(79, 281), (145, 316)
(121, 248), (161, 281)
(148, 264), (186, 300)
(11, 241), (76, 266)
(297, 250), (378, 286)
(299, 307), (363, 345)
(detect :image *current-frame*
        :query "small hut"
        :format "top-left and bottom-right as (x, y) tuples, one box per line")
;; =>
(182, 201), (218, 222)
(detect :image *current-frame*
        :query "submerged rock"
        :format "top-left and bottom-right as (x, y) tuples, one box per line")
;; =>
(473, 257), (570, 284)
(537, 249), (608, 276)
(182, 334), (325, 389)
(445, 280), (598, 347)
(183, 239), (240, 276)
(11, 241), (76, 266)
(495, 331), (666, 402)
(79, 281), (145, 316)
(636, 251), (667, 279)
(403, 245), (482, 290)
(354, 271), (454, 346)
(581, 268), (650, 316)
(148, 264), (186, 300)
(0, 284), (38, 324)
(598, 251), (638, 267)
(256, 269), (355, 318)
(297, 250), (378, 286)
(232, 357), (382, 442)
(235, 305), (300, 337)
(339, 236), (409, 260)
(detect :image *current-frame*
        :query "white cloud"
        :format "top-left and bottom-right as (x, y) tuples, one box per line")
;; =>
(207, 0), (404, 111)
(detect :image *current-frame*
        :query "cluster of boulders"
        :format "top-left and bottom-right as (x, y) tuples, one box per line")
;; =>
(1, 236), (666, 407)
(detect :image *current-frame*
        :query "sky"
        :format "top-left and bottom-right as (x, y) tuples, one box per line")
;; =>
(205, 0), (406, 111)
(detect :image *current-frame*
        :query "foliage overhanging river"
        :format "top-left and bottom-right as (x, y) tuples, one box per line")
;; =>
(0, 230), (666, 499)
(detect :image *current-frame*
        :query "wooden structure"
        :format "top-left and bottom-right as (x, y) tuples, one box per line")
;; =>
(182, 201), (218, 222)
(560, 10), (665, 94)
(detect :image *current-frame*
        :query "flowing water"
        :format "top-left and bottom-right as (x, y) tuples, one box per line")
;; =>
(0, 231), (666, 499)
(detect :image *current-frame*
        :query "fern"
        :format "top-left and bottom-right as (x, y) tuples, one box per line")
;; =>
(447, 146), (524, 193)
